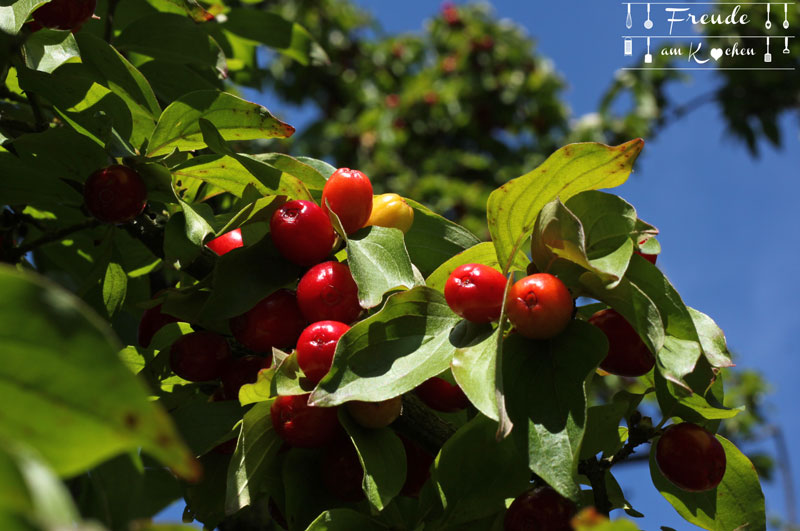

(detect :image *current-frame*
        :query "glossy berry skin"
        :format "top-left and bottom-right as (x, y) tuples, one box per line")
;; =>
(444, 263), (507, 323)
(169, 331), (232, 382)
(137, 303), (179, 349)
(296, 321), (350, 384)
(504, 486), (577, 531)
(270, 200), (336, 266)
(588, 309), (655, 377)
(366, 193), (415, 233)
(206, 228), (243, 256)
(415, 377), (469, 412)
(321, 168), (373, 235)
(399, 435), (434, 498)
(230, 289), (306, 352)
(505, 273), (573, 340)
(221, 355), (272, 400)
(270, 394), (340, 448)
(656, 423), (726, 492)
(634, 250), (658, 265)
(32, 0), (95, 31)
(322, 441), (365, 502)
(83, 165), (147, 223)
(346, 396), (402, 429)
(296, 261), (362, 324)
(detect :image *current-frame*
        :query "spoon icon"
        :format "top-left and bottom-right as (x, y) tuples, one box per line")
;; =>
(644, 3), (653, 29)
(766, 3), (772, 29)
(784, 4), (790, 30)
(626, 3), (633, 29)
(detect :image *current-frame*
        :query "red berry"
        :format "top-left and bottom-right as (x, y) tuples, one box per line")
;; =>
(137, 303), (179, 349)
(346, 397), (403, 429)
(588, 309), (655, 377)
(322, 440), (365, 502)
(270, 200), (336, 266)
(321, 168), (373, 235)
(634, 250), (658, 264)
(230, 289), (306, 352)
(32, 0), (96, 31)
(296, 320), (350, 384)
(83, 165), (147, 223)
(415, 377), (470, 412)
(270, 394), (340, 448)
(656, 423), (726, 492)
(206, 228), (244, 256)
(505, 274), (572, 340)
(169, 331), (232, 382)
(296, 261), (362, 324)
(504, 486), (577, 531)
(221, 355), (272, 400)
(444, 263), (507, 322)
(399, 435), (434, 498)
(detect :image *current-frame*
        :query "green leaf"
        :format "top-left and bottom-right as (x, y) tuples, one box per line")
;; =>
(178, 199), (216, 247)
(238, 366), (275, 406)
(102, 262), (127, 318)
(0, 267), (199, 480)
(0, 151), (83, 207)
(282, 449), (340, 531)
(650, 435), (766, 531)
(404, 199), (482, 277)
(309, 287), (462, 407)
(225, 401), (283, 514)
(654, 361), (742, 424)
(688, 308), (734, 368)
(198, 237), (301, 321)
(171, 399), (243, 456)
(426, 241), (527, 292)
(450, 322), (501, 421)
(305, 509), (386, 531)
(339, 410), (406, 512)
(346, 225), (419, 309)
(253, 153), (328, 190)
(0, 439), (78, 529)
(115, 13), (225, 73)
(271, 351), (315, 398)
(0, 0), (47, 34)
(433, 415), (529, 527)
(197, 119), (311, 200)
(488, 139), (644, 274)
(184, 451), (229, 529)
(11, 128), (110, 184)
(503, 320), (608, 500)
(146, 91), (295, 157)
(221, 9), (329, 66)
(579, 402), (629, 459)
(22, 28), (79, 73)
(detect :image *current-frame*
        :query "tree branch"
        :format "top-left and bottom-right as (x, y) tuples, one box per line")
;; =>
(393, 394), (457, 455)
(9, 218), (101, 260)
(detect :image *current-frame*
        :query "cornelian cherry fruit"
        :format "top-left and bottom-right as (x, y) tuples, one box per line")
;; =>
(169, 331), (232, 382)
(444, 263), (507, 322)
(321, 168), (373, 234)
(206, 228), (244, 256)
(296, 261), (362, 324)
(588, 309), (655, 377)
(221, 355), (272, 400)
(505, 273), (572, 340)
(415, 377), (469, 412)
(270, 394), (340, 448)
(296, 320), (350, 384)
(270, 200), (336, 266)
(83, 165), (147, 223)
(504, 486), (577, 531)
(655, 422), (726, 492)
(230, 289), (306, 352)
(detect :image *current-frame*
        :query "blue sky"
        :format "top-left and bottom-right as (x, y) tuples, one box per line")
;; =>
(161, 1), (799, 528)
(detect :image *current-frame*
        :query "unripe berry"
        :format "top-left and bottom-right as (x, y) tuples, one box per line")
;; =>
(346, 397), (403, 429)
(366, 193), (415, 233)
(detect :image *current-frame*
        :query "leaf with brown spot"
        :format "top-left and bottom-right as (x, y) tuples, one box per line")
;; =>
(487, 139), (644, 273)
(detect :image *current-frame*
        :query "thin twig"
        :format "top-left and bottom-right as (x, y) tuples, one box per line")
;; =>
(9, 218), (101, 259)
